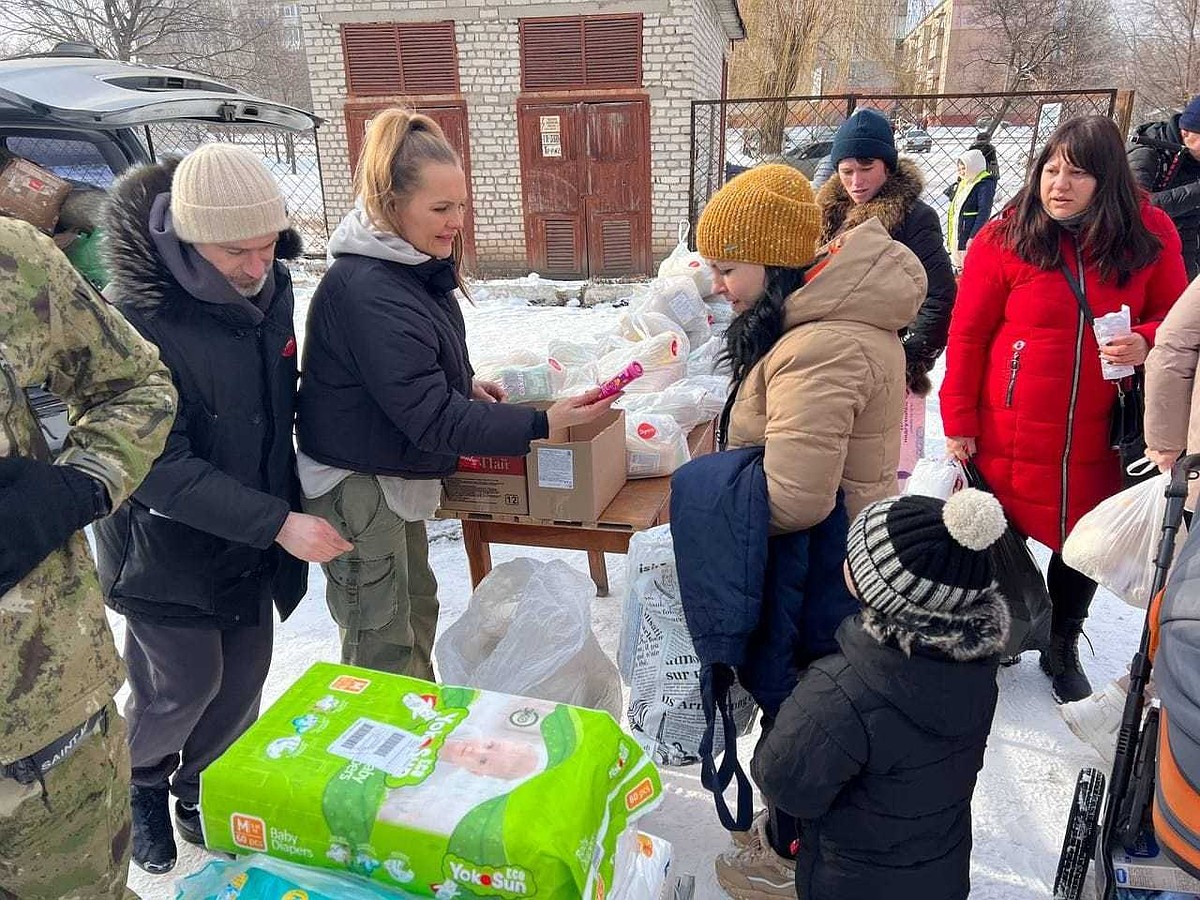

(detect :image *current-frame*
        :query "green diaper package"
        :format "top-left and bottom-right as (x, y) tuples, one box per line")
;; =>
(200, 663), (663, 899)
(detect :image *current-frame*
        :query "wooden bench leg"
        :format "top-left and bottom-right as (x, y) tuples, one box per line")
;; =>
(588, 550), (610, 597)
(462, 520), (493, 589)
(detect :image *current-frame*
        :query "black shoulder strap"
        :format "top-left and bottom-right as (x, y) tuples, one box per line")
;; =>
(698, 664), (754, 831)
(1060, 260), (1094, 325)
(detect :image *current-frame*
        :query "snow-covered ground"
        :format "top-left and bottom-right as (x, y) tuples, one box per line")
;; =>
(118, 269), (1146, 899)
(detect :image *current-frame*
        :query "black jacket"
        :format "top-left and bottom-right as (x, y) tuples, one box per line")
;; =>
(297, 253), (547, 478)
(753, 618), (1000, 900)
(94, 159), (307, 629)
(1129, 115), (1200, 279)
(817, 159), (958, 394)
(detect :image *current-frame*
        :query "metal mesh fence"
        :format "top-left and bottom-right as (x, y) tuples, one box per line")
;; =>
(144, 122), (328, 255)
(689, 90), (1121, 240)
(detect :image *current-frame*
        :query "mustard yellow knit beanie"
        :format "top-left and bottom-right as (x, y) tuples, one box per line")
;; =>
(697, 164), (822, 269)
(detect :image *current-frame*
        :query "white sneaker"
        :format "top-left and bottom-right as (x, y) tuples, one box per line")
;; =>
(1060, 680), (1126, 766)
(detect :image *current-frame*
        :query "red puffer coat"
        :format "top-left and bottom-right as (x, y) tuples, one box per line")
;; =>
(940, 204), (1187, 550)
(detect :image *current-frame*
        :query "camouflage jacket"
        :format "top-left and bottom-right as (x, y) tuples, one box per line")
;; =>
(0, 216), (176, 763)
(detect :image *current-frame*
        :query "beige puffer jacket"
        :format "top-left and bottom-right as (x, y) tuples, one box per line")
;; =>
(1146, 279), (1200, 508)
(725, 218), (927, 532)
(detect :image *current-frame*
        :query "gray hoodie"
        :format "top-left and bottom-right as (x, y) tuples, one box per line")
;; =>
(327, 204), (430, 267)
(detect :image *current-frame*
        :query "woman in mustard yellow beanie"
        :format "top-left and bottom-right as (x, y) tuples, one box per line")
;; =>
(699, 163), (930, 898)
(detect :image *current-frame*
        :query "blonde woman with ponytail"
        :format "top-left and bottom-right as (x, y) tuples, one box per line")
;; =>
(296, 109), (617, 678)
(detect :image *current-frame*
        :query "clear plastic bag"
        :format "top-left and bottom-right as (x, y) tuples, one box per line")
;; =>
(657, 222), (715, 298)
(435, 558), (623, 717)
(625, 414), (691, 479)
(174, 853), (417, 899)
(1062, 473), (1184, 609)
(610, 830), (674, 900)
(905, 457), (966, 500)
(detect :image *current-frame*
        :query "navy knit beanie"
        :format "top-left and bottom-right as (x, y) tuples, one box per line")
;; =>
(830, 109), (898, 170)
(1182, 96), (1200, 133)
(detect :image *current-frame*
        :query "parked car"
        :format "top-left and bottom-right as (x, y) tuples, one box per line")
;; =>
(724, 138), (833, 182)
(0, 42), (320, 449)
(901, 127), (933, 153)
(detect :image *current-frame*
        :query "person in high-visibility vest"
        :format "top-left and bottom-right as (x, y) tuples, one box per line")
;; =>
(946, 149), (996, 272)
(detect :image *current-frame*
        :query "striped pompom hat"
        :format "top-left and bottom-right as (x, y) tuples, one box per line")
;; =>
(846, 489), (1007, 617)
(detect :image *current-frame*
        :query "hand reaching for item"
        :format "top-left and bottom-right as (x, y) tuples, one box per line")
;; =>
(1100, 333), (1149, 368)
(546, 387), (621, 432)
(946, 436), (977, 462)
(275, 512), (353, 563)
(472, 379), (507, 403)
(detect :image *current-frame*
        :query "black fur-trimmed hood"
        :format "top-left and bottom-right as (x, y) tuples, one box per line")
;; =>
(859, 587), (1011, 663)
(102, 157), (303, 313)
(817, 157), (926, 242)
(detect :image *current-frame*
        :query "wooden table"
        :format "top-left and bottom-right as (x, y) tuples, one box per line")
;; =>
(438, 420), (716, 596)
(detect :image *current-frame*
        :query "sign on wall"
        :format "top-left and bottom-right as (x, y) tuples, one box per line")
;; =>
(540, 115), (562, 158)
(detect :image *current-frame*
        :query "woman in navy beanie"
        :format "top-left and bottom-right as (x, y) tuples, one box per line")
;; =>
(818, 108), (957, 485)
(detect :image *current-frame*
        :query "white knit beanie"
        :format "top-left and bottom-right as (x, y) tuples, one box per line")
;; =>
(170, 144), (289, 244)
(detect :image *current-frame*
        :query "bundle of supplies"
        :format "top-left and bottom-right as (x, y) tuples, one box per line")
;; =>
(199, 663), (663, 899)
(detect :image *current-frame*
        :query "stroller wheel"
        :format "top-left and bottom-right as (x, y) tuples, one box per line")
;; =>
(1053, 767), (1106, 900)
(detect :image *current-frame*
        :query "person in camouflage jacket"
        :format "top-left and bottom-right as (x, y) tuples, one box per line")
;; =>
(0, 215), (176, 899)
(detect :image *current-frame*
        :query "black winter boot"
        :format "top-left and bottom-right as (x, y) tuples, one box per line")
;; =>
(175, 799), (205, 846)
(1040, 618), (1093, 704)
(130, 784), (177, 874)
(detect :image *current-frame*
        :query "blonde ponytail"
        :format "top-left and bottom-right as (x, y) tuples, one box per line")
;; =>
(354, 107), (460, 234)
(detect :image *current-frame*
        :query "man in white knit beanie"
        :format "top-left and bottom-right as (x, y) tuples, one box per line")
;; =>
(95, 143), (351, 875)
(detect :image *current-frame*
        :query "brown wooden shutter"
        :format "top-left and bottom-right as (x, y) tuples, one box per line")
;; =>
(542, 219), (583, 275)
(520, 15), (641, 91)
(597, 219), (634, 274)
(520, 19), (585, 91)
(397, 21), (459, 94)
(342, 21), (458, 97)
(583, 16), (642, 88)
(342, 24), (402, 97)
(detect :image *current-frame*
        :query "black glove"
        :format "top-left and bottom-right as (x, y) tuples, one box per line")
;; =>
(0, 456), (109, 595)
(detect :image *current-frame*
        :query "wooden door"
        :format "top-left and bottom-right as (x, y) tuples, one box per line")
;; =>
(343, 102), (476, 270)
(517, 102), (586, 278)
(518, 97), (650, 279)
(583, 100), (649, 277)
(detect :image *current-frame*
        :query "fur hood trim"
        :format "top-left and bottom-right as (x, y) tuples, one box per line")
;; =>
(102, 157), (303, 313)
(860, 586), (1011, 662)
(817, 158), (926, 242)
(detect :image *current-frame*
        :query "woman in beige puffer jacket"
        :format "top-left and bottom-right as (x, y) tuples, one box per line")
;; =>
(1145, 278), (1200, 505)
(699, 163), (926, 534)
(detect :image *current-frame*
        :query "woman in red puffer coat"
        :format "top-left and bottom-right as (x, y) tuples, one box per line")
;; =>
(940, 115), (1187, 705)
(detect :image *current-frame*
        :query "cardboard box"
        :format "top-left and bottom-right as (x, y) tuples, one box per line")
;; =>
(528, 409), (626, 522)
(0, 157), (71, 233)
(441, 455), (529, 516)
(1113, 837), (1200, 893)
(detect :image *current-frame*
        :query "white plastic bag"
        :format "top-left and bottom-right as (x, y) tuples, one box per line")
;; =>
(597, 332), (687, 394)
(436, 558), (623, 717)
(625, 414), (691, 478)
(620, 526), (756, 766)
(610, 830), (673, 900)
(657, 222), (715, 298)
(634, 276), (712, 347)
(616, 376), (726, 431)
(1062, 473), (1185, 609)
(905, 457), (966, 501)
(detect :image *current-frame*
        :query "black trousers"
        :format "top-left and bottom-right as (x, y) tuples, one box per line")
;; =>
(1047, 552), (1098, 631)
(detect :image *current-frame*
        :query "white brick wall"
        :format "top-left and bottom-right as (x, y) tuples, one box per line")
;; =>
(299, 0), (732, 275)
